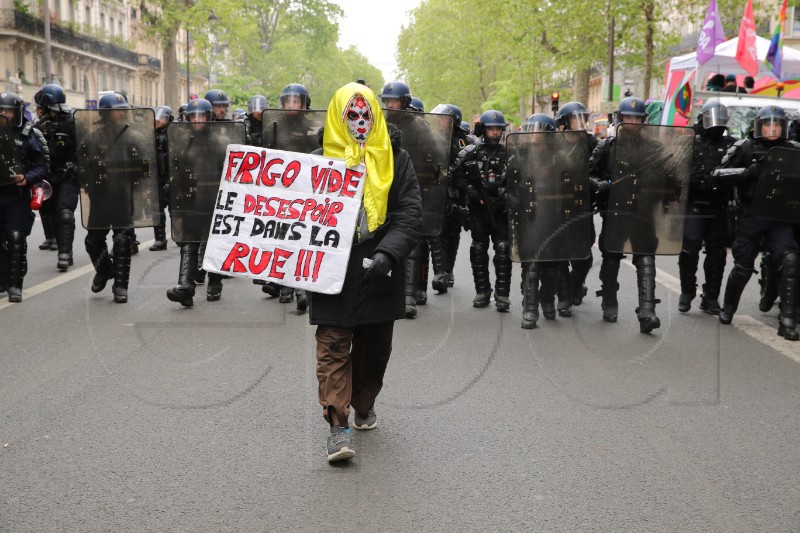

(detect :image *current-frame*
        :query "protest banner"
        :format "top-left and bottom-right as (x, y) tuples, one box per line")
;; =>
(202, 145), (366, 295)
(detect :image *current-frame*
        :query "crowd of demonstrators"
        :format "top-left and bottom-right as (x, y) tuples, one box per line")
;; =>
(7, 77), (800, 464)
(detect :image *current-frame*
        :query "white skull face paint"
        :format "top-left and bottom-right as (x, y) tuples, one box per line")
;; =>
(345, 94), (373, 143)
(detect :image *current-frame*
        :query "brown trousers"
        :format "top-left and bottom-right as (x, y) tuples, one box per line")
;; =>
(315, 322), (394, 426)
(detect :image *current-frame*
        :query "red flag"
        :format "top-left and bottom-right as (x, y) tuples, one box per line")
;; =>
(736, 0), (758, 76)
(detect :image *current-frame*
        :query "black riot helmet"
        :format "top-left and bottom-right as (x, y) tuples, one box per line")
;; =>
(698, 101), (729, 131)
(98, 92), (131, 109)
(34, 84), (68, 112)
(280, 84), (311, 110)
(232, 108), (246, 121)
(523, 113), (556, 132)
(753, 105), (789, 139)
(460, 121), (471, 135)
(555, 101), (589, 131)
(178, 103), (187, 121)
(431, 103), (463, 130)
(155, 105), (174, 127)
(614, 96), (647, 125)
(0, 91), (25, 127)
(380, 81), (411, 110)
(247, 95), (269, 114)
(475, 109), (506, 144)
(184, 98), (213, 122)
(409, 96), (424, 112)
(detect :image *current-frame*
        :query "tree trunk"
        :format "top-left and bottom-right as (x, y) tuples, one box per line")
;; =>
(643, 0), (655, 99)
(573, 67), (591, 106)
(162, 23), (180, 110)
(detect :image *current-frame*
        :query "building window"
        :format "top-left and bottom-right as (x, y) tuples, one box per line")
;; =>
(56, 59), (63, 81)
(100, 13), (105, 32)
(85, 6), (90, 25)
(15, 49), (24, 79)
(110, 17), (115, 35)
(70, 65), (77, 91)
(118, 20), (123, 37)
(131, 8), (136, 20)
(83, 73), (89, 100)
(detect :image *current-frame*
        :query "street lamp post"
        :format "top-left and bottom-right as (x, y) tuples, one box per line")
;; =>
(186, 29), (190, 102)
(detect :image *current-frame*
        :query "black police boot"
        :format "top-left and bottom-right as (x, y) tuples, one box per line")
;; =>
(521, 263), (540, 329)
(777, 253), (799, 341)
(279, 286), (294, 303)
(296, 289), (308, 312)
(194, 243), (207, 284)
(207, 273), (223, 302)
(678, 250), (698, 313)
(416, 240), (429, 304)
(556, 261), (573, 317)
(493, 242), (511, 312)
(6, 231), (27, 303)
(150, 218), (168, 251)
(111, 232), (131, 303)
(86, 234), (114, 293)
(39, 210), (56, 250)
(597, 258), (620, 323)
(404, 245), (421, 317)
(719, 264), (753, 325)
(56, 209), (75, 272)
(429, 238), (449, 294)
(127, 228), (139, 256)
(445, 231), (460, 288)
(470, 242), (492, 308)
(570, 255), (592, 306)
(700, 246), (726, 315)
(758, 251), (779, 312)
(0, 246), (8, 293)
(258, 281), (280, 297)
(166, 244), (197, 307)
(635, 256), (661, 334)
(538, 262), (558, 320)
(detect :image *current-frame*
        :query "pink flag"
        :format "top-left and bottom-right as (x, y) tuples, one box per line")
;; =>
(697, 0), (726, 65)
(735, 0), (758, 76)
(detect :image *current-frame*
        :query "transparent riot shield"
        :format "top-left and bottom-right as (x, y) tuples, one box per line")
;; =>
(0, 115), (21, 186)
(605, 123), (693, 255)
(750, 146), (800, 223)
(384, 109), (453, 236)
(169, 121), (247, 242)
(260, 109), (326, 153)
(74, 108), (159, 230)
(506, 131), (593, 262)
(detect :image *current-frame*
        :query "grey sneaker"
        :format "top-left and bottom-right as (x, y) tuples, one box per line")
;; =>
(352, 408), (377, 430)
(326, 426), (355, 462)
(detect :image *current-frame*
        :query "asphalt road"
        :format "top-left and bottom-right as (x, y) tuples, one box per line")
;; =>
(1, 216), (798, 532)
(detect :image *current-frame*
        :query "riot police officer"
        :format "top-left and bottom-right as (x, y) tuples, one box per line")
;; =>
(678, 101), (735, 314)
(379, 81), (411, 111)
(430, 103), (472, 290)
(553, 102), (598, 317)
(589, 97), (664, 333)
(150, 105), (173, 251)
(244, 94), (268, 147)
(517, 113), (559, 327)
(714, 105), (800, 340)
(279, 83), (311, 110)
(0, 92), (49, 302)
(82, 92), (145, 304)
(410, 96), (424, 113)
(453, 110), (511, 310)
(33, 84), (78, 271)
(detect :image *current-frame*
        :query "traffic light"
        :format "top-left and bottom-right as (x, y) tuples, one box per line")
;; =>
(550, 91), (560, 114)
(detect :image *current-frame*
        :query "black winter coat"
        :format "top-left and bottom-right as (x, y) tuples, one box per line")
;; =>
(308, 125), (422, 327)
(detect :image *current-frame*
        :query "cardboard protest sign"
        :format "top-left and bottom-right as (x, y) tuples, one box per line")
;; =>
(202, 145), (366, 295)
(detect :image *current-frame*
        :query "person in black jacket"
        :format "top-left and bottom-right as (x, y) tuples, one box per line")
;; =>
(308, 83), (421, 463)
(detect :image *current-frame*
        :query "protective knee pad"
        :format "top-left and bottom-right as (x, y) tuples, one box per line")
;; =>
(112, 231), (131, 254)
(779, 251), (799, 277)
(58, 208), (75, 228)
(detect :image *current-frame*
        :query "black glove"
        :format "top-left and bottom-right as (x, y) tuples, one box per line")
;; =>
(590, 178), (610, 195)
(466, 185), (480, 201)
(363, 251), (393, 281)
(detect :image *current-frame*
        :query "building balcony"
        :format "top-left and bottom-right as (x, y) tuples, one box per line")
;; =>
(0, 9), (160, 69)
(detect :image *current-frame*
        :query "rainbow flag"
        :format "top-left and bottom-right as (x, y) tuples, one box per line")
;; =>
(765, 0), (787, 79)
(661, 64), (694, 126)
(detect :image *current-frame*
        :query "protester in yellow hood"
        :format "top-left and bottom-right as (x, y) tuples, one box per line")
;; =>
(309, 82), (422, 464)
(323, 82), (393, 232)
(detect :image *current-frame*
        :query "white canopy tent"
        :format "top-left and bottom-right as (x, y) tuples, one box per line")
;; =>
(669, 35), (800, 89)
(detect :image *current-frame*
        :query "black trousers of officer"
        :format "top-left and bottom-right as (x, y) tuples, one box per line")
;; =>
(467, 200), (510, 299)
(722, 213), (798, 328)
(679, 204), (727, 300)
(0, 189), (35, 293)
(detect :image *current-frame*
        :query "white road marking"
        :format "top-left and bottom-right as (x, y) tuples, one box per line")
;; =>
(622, 259), (800, 364)
(0, 239), (155, 312)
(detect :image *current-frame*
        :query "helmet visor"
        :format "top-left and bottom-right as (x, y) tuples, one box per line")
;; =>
(248, 98), (268, 113)
(155, 107), (173, 122)
(702, 107), (729, 129)
(524, 121), (552, 132)
(564, 111), (589, 130)
(753, 116), (788, 139)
